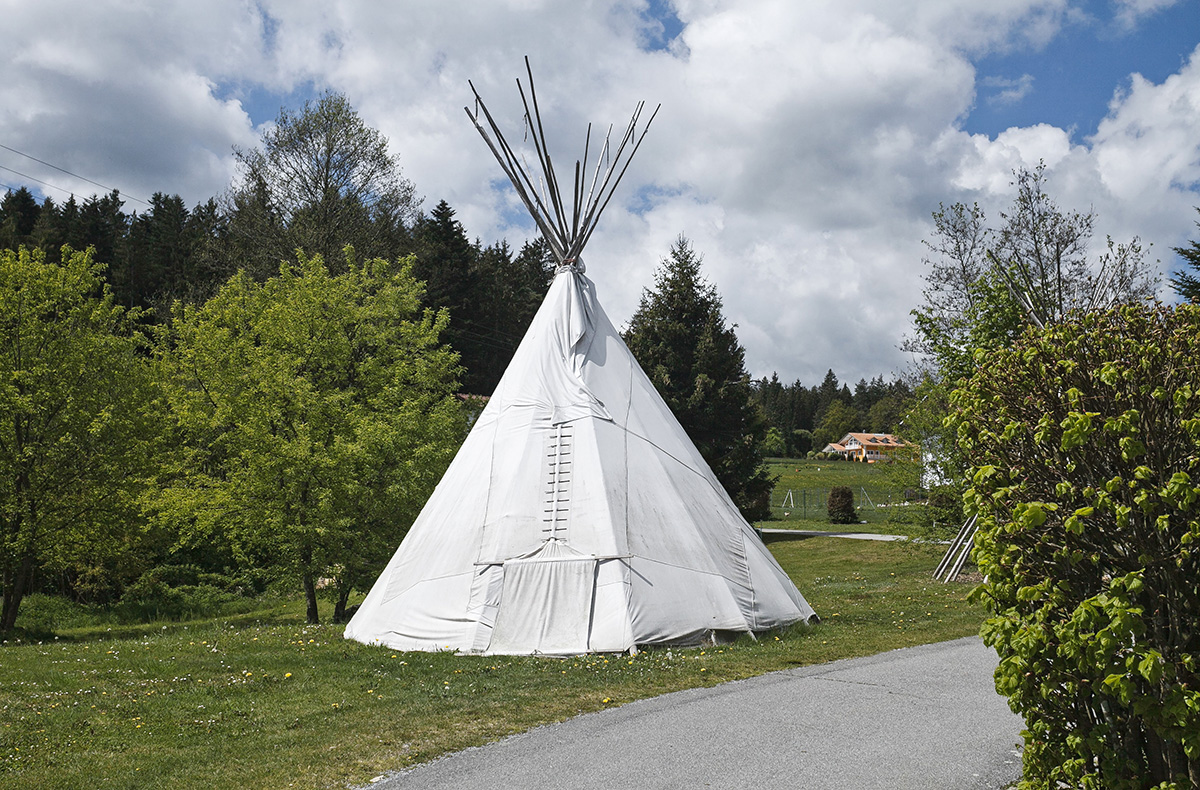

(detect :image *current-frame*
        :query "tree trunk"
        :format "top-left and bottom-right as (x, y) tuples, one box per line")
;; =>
(1, 553), (36, 632)
(302, 572), (319, 625)
(333, 584), (351, 624)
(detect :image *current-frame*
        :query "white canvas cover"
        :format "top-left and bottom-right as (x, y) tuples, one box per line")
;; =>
(345, 266), (816, 655)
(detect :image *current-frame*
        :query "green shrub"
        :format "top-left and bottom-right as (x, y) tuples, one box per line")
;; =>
(762, 427), (787, 457)
(950, 303), (1200, 789)
(827, 486), (856, 524)
(13, 593), (102, 633)
(114, 566), (259, 623)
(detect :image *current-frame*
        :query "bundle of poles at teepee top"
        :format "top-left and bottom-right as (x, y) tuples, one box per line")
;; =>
(465, 57), (660, 268)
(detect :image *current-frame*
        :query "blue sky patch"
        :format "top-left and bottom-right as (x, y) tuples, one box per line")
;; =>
(963, 1), (1200, 140)
(216, 81), (323, 129)
(638, 0), (685, 53)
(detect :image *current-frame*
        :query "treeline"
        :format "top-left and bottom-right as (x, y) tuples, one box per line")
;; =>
(0, 187), (553, 397)
(0, 95), (558, 397)
(751, 370), (911, 457)
(0, 184), (913, 461)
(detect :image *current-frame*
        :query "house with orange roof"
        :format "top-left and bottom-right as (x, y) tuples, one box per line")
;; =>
(837, 432), (912, 463)
(820, 441), (847, 456)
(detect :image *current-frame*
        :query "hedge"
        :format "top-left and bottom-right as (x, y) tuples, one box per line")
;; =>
(950, 303), (1200, 789)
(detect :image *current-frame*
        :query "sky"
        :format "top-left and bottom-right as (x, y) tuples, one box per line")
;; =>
(3, 0), (1199, 386)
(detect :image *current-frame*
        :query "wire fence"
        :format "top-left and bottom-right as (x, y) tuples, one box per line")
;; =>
(771, 486), (914, 520)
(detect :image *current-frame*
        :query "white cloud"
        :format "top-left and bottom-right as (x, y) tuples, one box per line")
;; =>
(0, 1), (265, 203)
(1, 0), (1198, 384)
(982, 74), (1035, 106)
(1112, 0), (1182, 31)
(1092, 48), (1200, 200)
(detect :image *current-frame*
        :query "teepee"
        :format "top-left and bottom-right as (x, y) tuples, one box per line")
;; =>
(345, 61), (815, 655)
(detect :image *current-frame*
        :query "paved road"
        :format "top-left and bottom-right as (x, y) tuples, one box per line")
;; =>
(371, 637), (1024, 789)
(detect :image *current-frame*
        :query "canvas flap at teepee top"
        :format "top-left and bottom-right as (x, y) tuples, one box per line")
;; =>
(343, 62), (815, 655)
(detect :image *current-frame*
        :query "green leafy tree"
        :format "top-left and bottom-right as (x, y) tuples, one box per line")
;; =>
(227, 91), (419, 279)
(812, 399), (858, 449)
(1170, 207), (1200, 302)
(791, 429), (814, 456)
(153, 252), (463, 624)
(866, 394), (904, 433)
(951, 303), (1200, 788)
(0, 247), (158, 631)
(761, 427), (787, 458)
(624, 236), (773, 520)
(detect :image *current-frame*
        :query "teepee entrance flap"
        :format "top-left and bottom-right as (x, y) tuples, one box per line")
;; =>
(486, 539), (595, 655)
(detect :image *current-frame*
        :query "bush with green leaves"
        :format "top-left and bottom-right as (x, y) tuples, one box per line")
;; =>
(762, 427), (787, 458)
(950, 303), (1200, 789)
(153, 252), (464, 625)
(827, 486), (856, 524)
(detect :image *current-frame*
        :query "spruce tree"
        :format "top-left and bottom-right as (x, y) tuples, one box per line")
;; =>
(411, 200), (486, 393)
(1170, 207), (1200, 302)
(0, 187), (41, 249)
(624, 236), (773, 520)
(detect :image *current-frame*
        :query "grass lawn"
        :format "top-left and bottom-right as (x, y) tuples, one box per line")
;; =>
(0, 538), (982, 790)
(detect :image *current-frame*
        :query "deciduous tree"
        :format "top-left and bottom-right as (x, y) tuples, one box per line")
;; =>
(227, 91), (419, 279)
(813, 399), (858, 449)
(153, 252), (463, 624)
(905, 164), (1158, 490)
(908, 163), (1157, 382)
(0, 247), (157, 631)
(951, 303), (1200, 788)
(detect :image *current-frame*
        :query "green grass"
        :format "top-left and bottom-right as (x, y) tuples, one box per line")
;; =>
(763, 457), (919, 533)
(0, 539), (982, 790)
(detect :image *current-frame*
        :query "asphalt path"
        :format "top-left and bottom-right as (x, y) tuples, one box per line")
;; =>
(370, 636), (1024, 789)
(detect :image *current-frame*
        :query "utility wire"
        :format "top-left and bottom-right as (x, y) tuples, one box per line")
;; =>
(0, 142), (150, 206)
(0, 164), (77, 199)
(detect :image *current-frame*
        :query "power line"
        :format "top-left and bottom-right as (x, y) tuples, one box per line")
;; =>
(0, 142), (150, 206)
(0, 164), (75, 198)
